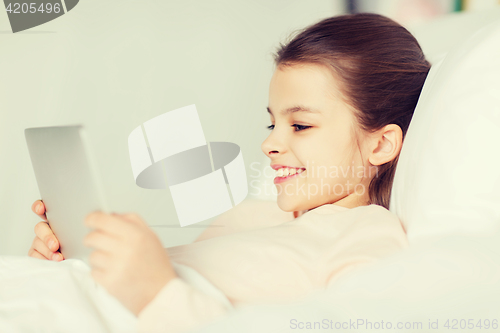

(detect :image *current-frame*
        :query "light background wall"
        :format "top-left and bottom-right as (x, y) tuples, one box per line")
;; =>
(0, 0), (344, 255)
(2, 0), (499, 256)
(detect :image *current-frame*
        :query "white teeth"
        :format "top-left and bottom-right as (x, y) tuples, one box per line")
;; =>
(275, 167), (305, 177)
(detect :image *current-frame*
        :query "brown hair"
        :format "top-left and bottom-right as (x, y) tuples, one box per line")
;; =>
(273, 13), (431, 209)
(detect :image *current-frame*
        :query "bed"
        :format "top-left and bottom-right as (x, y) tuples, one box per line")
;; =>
(1, 7), (500, 333)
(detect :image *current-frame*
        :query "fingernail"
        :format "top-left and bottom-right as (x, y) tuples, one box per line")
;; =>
(36, 204), (42, 214)
(52, 253), (60, 261)
(48, 240), (55, 250)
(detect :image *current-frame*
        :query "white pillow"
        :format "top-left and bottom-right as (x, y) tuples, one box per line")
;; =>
(390, 18), (500, 242)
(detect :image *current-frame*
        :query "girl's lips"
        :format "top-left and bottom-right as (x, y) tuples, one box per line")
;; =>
(274, 170), (305, 184)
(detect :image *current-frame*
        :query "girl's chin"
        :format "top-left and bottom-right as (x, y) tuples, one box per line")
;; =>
(276, 195), (306, 212)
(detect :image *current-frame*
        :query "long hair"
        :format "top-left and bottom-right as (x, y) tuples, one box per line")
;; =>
(273, 13), (431, 209)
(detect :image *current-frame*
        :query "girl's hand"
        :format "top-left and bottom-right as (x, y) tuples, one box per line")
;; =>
(28, 200), (64, 261)
(83, 211), (177, 316)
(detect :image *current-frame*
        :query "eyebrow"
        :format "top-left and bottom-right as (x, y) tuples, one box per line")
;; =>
(267, 105), (321, 116)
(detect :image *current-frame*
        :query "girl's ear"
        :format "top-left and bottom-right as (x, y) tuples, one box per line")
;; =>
(367, 124), (403, 166)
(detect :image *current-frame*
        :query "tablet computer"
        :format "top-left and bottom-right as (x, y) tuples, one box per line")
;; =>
(25, 125), (109, 264)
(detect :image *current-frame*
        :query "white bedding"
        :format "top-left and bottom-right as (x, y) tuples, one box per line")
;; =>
(0, 256), (232, 333)
(0, 256), (137, 333)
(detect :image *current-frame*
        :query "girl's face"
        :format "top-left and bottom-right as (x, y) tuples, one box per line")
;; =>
(261, 64), (373, 212)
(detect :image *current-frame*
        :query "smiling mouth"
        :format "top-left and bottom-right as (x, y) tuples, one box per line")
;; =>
(274, 167), (306, 184)
(275, 167), (305, 177)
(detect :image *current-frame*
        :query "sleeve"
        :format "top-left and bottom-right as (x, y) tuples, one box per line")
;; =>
(137, 277), (233, 333)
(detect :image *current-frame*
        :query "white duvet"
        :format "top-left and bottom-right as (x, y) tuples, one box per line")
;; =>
(0, 256), (137, 333)
(5, 231), (500, 333)
(0, 256), (231, 333)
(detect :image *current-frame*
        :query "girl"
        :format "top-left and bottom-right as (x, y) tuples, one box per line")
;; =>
(28, 13), (430, 333)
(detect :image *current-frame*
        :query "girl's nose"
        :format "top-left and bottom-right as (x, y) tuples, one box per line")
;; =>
(261, 131), (285, 157)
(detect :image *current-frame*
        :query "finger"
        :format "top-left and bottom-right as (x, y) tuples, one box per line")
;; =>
(31, 200), (41, 214)
(51, 251), (64, 261)
(28, 248), (50, 260)
(34, 221), (59, 252)
(88, 250), (111, 270)
(90, 267), (108, 287)
(83, 230), (121, 252)
(31, 237), (57, 260)
(85, 211), (135, 237)
(120, 213), (147, 227)
(31, 200), (47, 221)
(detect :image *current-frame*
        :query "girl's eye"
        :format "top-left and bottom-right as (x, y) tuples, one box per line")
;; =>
(266, 124), (311, 131)
(292, 124), (311, 132)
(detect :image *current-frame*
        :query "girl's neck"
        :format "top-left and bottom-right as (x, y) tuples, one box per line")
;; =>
(293, 193), (370, 218)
